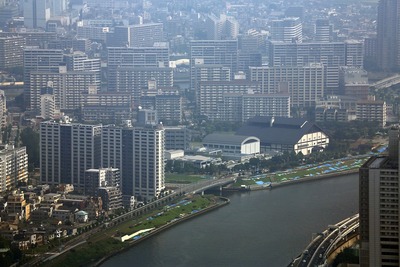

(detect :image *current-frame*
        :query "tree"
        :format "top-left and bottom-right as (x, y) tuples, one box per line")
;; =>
(2, 124), (11, 144)
(332, 248), (358, 267)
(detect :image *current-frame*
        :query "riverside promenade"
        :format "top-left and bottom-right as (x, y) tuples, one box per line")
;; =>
(226, 156), (368, 192)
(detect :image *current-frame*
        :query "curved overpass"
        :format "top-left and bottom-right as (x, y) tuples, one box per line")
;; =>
(290, 214), (359, 267)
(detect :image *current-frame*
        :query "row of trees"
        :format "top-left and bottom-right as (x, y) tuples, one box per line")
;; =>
(165, 160), (228, 175)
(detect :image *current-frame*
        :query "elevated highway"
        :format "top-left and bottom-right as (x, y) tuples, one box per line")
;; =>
(291, 214), (359, 267)
(370, 74), (400, 90)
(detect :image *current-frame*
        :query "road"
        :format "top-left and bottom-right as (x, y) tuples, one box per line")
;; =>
(291, 214), (359, 267)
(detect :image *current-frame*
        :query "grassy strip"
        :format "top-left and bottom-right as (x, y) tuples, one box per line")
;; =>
(41, 195), (214, 267)
(42, 238), (128, 267)
(234, 157), (368, 187)
(165, 173), (208, 184)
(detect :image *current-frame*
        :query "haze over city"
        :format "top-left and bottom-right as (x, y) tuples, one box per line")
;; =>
(0, 0), (397, 266)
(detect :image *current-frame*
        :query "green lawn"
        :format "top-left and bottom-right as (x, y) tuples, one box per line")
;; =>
(165, 173), (208, 184)
(104, 196), (212, 237)
(42, 238), (128, 267)
(235, 157), (368, 187)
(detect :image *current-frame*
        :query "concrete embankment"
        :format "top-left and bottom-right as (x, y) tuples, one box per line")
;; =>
(267, 169), (359, 189)
(92, 197), (230, 267)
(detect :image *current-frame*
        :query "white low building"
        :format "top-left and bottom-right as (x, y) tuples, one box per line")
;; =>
(202, 134), (260, 155)
(237, 116), (330, 155)
(165, 150), (184, 160)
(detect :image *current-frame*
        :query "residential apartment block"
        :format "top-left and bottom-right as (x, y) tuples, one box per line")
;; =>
(198, 80), (260, 120)
(115, 67), (173, 103)
(190, 40), (238, 84)
(218, 93), (290, 122)
(107, 44), (170, 91)
(356, 98), (387, 127)
(250, 64), (325, 107)
(29, 65), (100, 110)
(23, 48), (64, 109)
(81, 90), (132, 123)
(0, 36), (25, 69)
(268, 40), (363, 95)
(0, 145), (28, 193)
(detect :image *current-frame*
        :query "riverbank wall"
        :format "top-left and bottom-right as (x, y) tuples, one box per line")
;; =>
(92, 197), (230, 267)
(268, 169), (359, 189)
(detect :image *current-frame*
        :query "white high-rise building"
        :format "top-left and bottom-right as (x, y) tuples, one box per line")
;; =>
(40, 93), (55, 119)
(0, 90), (6, 128)
(101, 125), (166, 200)
(205, 14), (239, 40)
(121, 126), (165, 201)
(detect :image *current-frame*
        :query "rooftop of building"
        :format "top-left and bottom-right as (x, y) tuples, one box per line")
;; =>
(203, 133), (260, 145)
(236, 116), (327, 145)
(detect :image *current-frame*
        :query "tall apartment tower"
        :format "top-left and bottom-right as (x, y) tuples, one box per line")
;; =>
(359, 126), (400, 266)
(315, 19), (332, 42)
(270, 17), (302, 43)
(40, 122), (102, 191)
(121, 126), (165, 201)
(23, 0), (51, 29)
(377, 0), (400, 70)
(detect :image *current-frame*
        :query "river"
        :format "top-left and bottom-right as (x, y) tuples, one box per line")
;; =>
(101, 173), (359, 267)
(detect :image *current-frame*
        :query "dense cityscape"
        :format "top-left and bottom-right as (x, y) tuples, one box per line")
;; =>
(0, 0), (397, 266)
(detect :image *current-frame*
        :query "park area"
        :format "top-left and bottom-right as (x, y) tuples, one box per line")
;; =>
(236, 156), (370, 187)
(165, 173), (211, 184)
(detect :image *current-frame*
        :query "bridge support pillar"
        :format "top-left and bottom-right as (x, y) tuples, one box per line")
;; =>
(220, 186), (222, 191)
(201, 191), (204, 196)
